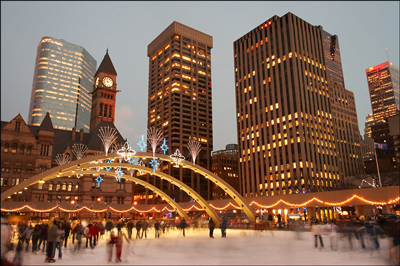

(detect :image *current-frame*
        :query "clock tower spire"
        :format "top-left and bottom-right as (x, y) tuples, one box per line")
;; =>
(90, 49), (119, 132)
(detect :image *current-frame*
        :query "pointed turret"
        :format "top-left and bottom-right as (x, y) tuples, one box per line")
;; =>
(94, 49), (117, 76)
(38, 111), (54, 132)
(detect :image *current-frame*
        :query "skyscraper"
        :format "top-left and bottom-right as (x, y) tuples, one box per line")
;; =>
(366, 61), (400, 124)
(145, 21), (213, 201)
(234, 12), (362, 197)
(28, 37), (97, 132)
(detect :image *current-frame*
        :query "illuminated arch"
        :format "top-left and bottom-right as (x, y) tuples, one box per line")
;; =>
(1, 152), (256, 224)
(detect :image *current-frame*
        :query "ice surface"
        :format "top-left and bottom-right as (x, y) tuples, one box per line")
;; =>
(7, 227), (399, 265)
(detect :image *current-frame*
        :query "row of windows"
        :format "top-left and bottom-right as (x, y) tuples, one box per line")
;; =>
(3, 143), (32, 154)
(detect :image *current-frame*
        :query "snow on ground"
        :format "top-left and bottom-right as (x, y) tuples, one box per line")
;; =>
(8, 228), (399, 265)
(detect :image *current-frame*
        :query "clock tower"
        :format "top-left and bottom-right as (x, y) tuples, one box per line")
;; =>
(90, 49), (119, 132)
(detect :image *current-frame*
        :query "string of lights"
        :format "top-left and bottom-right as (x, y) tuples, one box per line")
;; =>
(2, 196), (398, 213)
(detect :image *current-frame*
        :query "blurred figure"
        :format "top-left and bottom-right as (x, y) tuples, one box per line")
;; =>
(126, 220), (134, 239)
(115, 228), (129, 262)
(90, 222), (99, 247)
(179, 218), (188, 237)
(46, 219), (58, 263)
(38, 224), (48, 253)
(135, 220), (142, 239)
(154, 220), (161, 239)
(220, 217), (227, 237)
(22, 224), (33, 252)
(74, 223), (84, 253)
(141, 219), (148, 239)
(85, 223), (93, 248)
(208, 218), (215, 238)
(321, 221), (338, 250)
(311, 219), (324, 248)
(62, 220), (71, 248)
(364, 221), (385, 249)
(55, 221), (64, 260)
(31, 224), (41, 253)
(105, 220), (113, 236)
(107, 231), (117, 262)
(1, 216), (13, 265)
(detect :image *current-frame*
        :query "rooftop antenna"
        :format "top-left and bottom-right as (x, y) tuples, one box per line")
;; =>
(385, 48), (390, 63)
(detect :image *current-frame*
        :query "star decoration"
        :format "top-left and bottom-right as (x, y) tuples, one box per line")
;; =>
(115, 167), (124, 182)
(95, 174), (103, 187)
(138, 135), (147, 152)
(149, 158), (160, 173)
(127, 157), (135, 164)
(170, 149), (185, 167)
(160, 138), (169, 154)
(117, 142), (136, 161)
(105, 158), (113, 172)
(76, 169), (83, 178)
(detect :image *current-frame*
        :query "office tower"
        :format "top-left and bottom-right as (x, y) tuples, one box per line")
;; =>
(146, 21), (213, 201)
(90, 50), (119, 132)
(234, 12), (363, 197)
(366, 61), (400, 124)
(211, 144), (240, 198)
(28, 37), (97, 133)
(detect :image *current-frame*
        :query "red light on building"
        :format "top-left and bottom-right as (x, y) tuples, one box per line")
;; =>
(209, 82), (212, 86)
(268, 21), (272, 25)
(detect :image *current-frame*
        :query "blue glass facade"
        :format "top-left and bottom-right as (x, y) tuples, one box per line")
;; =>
(28, 37), (96, 132)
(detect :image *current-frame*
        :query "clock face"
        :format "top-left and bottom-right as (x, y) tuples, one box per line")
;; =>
(102, 76), (113, 87)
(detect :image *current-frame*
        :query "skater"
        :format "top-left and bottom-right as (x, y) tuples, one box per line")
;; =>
(179, 218), (188, 237)
(141, 219), (148, 239)
(62, 221), (71, 248)
(220, 217), (227, 237)
(22, 224), (33, 252)
(107, 231), (117, 263)
(1, 215), (13, 265)
(54, 221), (65, 260)
(135, 220), (142, 239)
(74, 223), (84, 253)
(208, 218), (215, 238)
(126, 220), (134, 239)
(38, 224), (48, 253)
(115, 228), (129, 262)
(31, 224), (41, 253)
(311, 219), (324, 248)
(46, 219), (59, 263)
(154, 220), (161, 238)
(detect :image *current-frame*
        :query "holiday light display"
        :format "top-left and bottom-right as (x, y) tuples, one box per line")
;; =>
(117, 142), (136, 161)
(98, 126), (118, 156)
(170, 149), (185, 167)
(160, 138), (169, 154)
(55, 154), (70, 165)
(137, 135), (147, 152)
(72, 143), (88, 160)
(187, 140), (201, 164)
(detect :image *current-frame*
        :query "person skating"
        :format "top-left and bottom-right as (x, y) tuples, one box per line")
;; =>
(179, 219), (188, 237)
(1, 215), (13, 265)
(135, 220), (142, 239)
(54, 221), (64, 260)
(126, 220), (134, 239)
(154, 220), (161, 238)
(22, 224), (33, 252)
(115, 228), (129, 263)
(46, 219), (59, 263)
(141, 219), (148, 239)
(62, 221), (71, 248)
(311, 219), (324, 249)
(31, 224), (41, 254)
(208, 218), (215, 238)
(220, 217), (227, 237)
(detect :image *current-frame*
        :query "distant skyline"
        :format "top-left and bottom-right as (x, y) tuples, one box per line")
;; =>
(1, 1), (399, 151)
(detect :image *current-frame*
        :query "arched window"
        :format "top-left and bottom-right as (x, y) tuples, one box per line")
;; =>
(20, 145), (25, 154)
(67, 182), (72, 192)
(4, 143), (9, 153)
(75, 183), (80, 191)
(62, 182), (67, 191)
(56, 182), (61, 191)
(38, 182), (43, 190)
(27, 145), (32, 155)
(48, 182), (53, 191)
(11, 143), (17, 153)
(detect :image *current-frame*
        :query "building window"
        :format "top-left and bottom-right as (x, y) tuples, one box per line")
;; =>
(40, 144), (49, 156)
(4, 143), (9, 153)
(20, 145), (25, 154)
(11, 143), (17, 154)
(38, 182), (43, 190)
(118, 179), (125, 190)
(48, 195), (52, 202)
(68, 182), (72, 191)
(0, 178), (3, 186)
(27, 145), (32, 155)
(15, 121), (21, 132)
(56, 182), (61, 191)
(48, 182), (53, 190)
(75, 183), (80, 191)
(62, 182), (67, 191)
(117, 197), (125, 204)
(3, 178), (8, 186)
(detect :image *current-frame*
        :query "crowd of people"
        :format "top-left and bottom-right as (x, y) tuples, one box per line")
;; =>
(1, 213), (399, 265)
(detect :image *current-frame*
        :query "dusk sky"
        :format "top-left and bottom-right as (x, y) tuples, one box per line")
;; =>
(1, 1), (399, 151)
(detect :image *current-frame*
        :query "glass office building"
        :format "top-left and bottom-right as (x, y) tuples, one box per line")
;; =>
(28, 37), (97, 132)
